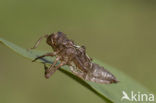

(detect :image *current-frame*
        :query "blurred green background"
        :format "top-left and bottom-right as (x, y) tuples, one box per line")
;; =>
(0, 0), (156, 103)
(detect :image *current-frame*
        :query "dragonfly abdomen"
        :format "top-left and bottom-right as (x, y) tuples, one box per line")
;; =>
(86, 63), (118, 84)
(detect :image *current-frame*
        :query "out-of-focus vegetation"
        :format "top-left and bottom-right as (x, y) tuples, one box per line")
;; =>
(0, 0), (156, 103)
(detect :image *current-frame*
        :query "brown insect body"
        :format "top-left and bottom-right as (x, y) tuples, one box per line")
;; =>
(32, 32), (118, 84)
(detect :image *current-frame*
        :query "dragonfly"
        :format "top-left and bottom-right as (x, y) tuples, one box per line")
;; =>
(31, 32), (118, 84)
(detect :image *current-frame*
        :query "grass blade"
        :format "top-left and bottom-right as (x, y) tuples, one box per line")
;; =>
(0, 38), (152, 103)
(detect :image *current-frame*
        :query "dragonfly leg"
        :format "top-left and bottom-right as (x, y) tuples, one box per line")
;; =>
(32, 52), (57, 62)
(45, 60), (67, 79)
(31, 34), (49, 49)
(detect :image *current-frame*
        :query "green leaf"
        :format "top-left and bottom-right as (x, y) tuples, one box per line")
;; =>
(0, 38), (152, 103)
